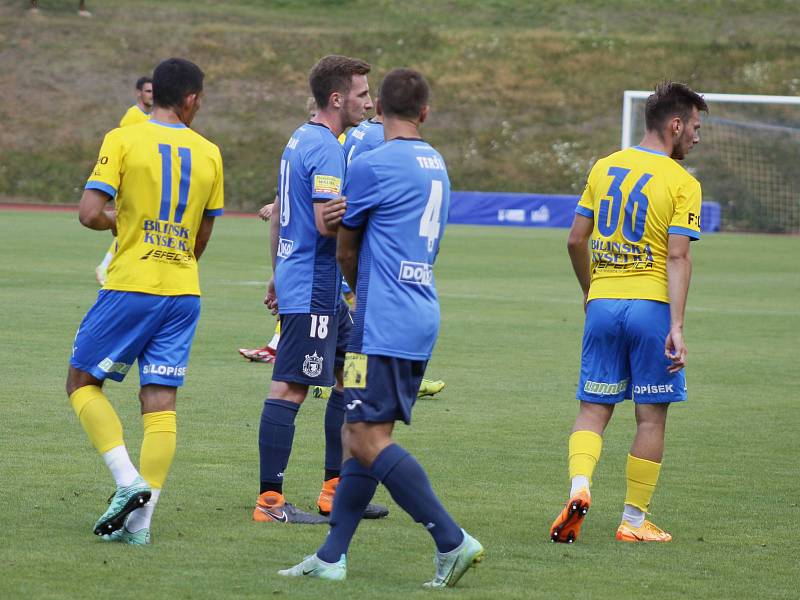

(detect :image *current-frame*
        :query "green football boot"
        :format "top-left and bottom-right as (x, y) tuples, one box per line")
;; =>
(278, 554), (346, 581)
(418, 379), (446, 398)
(422, 530), (484, 588)
(93, 476), (151, 536)
(102, 526), (151, 545)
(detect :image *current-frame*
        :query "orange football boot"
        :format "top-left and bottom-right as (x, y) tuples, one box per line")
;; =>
(253, 491), (328, 524)
(550, 489), (591, 543)
(616, 519), (672, 542)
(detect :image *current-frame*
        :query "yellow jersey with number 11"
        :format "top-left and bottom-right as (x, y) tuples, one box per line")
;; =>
(85, 119), (224, 296)
(576, 146), (701, 303)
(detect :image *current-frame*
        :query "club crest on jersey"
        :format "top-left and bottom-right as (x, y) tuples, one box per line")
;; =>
(302, 351), (324, 378)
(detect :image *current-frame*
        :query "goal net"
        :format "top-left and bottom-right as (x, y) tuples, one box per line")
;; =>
(622, 91), (800, 233)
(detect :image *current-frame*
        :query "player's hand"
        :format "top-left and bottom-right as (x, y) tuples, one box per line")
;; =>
(106, 208), (117, 236)
(258, 200), (275, 222)
(664, 327), (687, 373)
(264, 278), (278, 315)
(322, 196), (347, 232)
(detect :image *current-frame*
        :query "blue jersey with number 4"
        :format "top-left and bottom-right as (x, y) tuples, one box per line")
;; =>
(342, 138), (450, 360)
(275, 122), (345, 315)
(342, 118), (385, 165)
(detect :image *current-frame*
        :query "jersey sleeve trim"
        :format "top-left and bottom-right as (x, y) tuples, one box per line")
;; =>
(668, 225), (701, 240)
(575, 205), (594, 218)
(204, 208), (224, 217)
(340, 222), (363, 231)
(85, 181), (117, 199)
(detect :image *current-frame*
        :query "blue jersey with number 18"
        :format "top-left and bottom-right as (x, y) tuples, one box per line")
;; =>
(342, 138), (450, 360)
(275, 122), (346, 315)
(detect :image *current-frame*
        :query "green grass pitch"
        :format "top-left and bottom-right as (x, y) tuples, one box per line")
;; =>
(1, 209), (797, 599)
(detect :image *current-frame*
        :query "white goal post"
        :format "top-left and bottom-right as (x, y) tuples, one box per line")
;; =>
(621, 90), (800, 232)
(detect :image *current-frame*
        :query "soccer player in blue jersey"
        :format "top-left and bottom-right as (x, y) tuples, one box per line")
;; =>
(342, 114), (384, 165)
(254, 55), (388, 524)
(549, 81), (707, 544)
(67, 58), (224, 544)
(279, 68), (484, 587)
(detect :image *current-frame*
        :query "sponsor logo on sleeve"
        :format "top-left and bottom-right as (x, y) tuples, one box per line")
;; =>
(313, 174), (341, 195)
(398, 261), (433, 286)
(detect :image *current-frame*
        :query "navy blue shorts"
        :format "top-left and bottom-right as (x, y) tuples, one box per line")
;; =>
(343, 354), (427, 425)
(70, 289), (201, 387)
(335, 299), (353, 370)
(577, 299), (687, 404)
(272, 311), (338, 387)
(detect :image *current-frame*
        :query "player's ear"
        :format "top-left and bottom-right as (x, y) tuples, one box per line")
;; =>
(330, 91), (342, 109)
(375, 97), (383, 117)
(419, 105), (430, 124)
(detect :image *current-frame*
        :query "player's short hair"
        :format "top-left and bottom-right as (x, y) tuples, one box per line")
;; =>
(152, 58), (204, 109)
(135, 76), (152, 90)
(645, 81), (708, 131)
(379, 68), (430, 119)
(309, 55), (371, 109)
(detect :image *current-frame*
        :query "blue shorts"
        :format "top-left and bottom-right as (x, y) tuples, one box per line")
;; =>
(577, 299), (687, 404)
(273, 310), (339, 387)
(344, 354), (427, 425)
(70, 290), (201, 387)
(335, 299), (353, 370)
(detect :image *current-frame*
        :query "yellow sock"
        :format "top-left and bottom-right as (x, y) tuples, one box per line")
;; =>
(568, 430), (603, 484)
(140, 411), (177, 489)
(69, 385), (124, 454)
(625, 454), (662, 512)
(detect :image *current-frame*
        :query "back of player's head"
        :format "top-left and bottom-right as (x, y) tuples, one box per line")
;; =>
(645, 81), (708, 131)
(152, 58), (204, 109)
(309, 55), (371, 109)
(135, 76), (152, 91)
(379, 68), (430, 119)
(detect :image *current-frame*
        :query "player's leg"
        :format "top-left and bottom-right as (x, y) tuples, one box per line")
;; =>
(67, 290), (157, 536)
(329, 356), (480, 587)
(616, 299), (685, 542)
(254, 312), (332, 524)
(238, 317), (279, 362)
(551, 299), (628, 543)
(317, 302), (389, 519)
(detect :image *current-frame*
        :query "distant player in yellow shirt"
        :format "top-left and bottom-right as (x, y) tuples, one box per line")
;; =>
(119, 76), (154, 128)
(67, 58), (224, 545)
(550, 81), (707, 544)
(96, 76), (155, 284)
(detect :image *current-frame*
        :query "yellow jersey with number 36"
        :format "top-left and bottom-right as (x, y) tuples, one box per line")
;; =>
(576, 146), (701, 303)
(85, 119), (224, 296)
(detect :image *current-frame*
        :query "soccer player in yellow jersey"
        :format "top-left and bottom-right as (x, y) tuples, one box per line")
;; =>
(550, 81), (707, 544)
(96, 77), (155, 284)
(119, 76), (154, 128)
(67, 58), (224, 544)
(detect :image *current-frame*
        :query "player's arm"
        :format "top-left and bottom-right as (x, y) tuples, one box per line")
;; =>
(78, 188), (116, 234)
(567, 213), (594, 308)
(337, 225), (362, 293)
(314, 201), (341, 237)
(194, 215), (216, 261)
(665, 234), (692, 372)
(264, 192), (280, 313)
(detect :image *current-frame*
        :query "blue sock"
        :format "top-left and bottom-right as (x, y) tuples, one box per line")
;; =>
(316, 458), (378, 563)
(323, 389), (345, 478)
(372, 444), (464, 553)
(258, 398), (300, 494)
